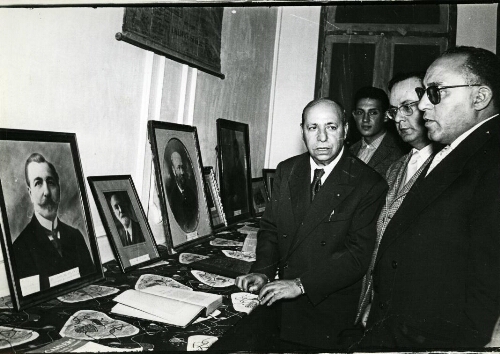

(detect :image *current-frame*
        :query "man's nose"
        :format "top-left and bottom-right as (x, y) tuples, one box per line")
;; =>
(394, 113), (406, 124)
(317, 127), (327, 142)
(41, 182), (51, 196)
(362, 113), (370, 123)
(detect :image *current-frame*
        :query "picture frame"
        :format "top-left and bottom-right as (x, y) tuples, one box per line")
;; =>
(216, 119), (253, 225)
(0, 128), (103, 311)
(262, 168), (276, 200)
(148, 121), (212, 255)
(87, 175), (160, 273)
(251, 177), (268, 217)
(202, 166), (227, 230)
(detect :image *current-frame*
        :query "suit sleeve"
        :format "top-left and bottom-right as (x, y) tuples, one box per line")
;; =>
(301, 176), (387, 305)
(250, 163), (284, 280)
(465, 165), (500, 344)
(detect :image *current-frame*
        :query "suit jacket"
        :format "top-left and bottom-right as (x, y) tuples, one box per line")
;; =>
(13, 216), (94, 291)
(117, 220), (145, 247)
(349, 130), (409, 178)
(252, 150), (388, 349)
(362, 116), (500, 349)
(168, 183), (198, 232)
(355, 147), (435, 325)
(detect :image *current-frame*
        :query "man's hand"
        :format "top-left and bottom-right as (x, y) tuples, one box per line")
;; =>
(258, 280), (302, 306)
(235, 273), (269, 293)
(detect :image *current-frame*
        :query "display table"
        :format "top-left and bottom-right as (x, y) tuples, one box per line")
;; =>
(0, 221), (258, 352)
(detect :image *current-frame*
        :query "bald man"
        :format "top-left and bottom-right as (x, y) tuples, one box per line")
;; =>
(210, 98), (387, 351)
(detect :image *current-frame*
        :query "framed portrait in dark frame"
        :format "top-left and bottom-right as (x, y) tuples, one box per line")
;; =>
(251, 177), (268, 217)
(88, 175), (160, 273)
(202, 166), (227, 230)
(148, 121), (212, 255)
(262, 168), (276, 200)
(216, 119), (253, 225)
(0, 128), (103, 311)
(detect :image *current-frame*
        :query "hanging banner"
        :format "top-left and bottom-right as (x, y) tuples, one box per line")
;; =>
(117, 7), (224, 79)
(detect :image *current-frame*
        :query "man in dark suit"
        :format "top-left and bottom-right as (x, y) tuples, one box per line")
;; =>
(350, 86), (409, 177)
(210, 98), (387, 351)
(167, 151), (198, 232)
(358, 46), (500, 349)
(108, 192), (145, 246)
(355, 72), (438, 327)
(13, 153), (94, 293)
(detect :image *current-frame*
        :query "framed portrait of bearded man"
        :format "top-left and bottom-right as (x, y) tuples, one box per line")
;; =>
(0, 128), (103, 311)
(147, 121), (212, 255)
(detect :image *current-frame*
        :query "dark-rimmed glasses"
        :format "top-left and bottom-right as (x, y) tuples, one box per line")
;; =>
(415, 84), (481, 105)
(385, 101), (419, 120)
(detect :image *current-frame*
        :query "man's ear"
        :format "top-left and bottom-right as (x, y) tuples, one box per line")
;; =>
(473, 86), (493, 111)
(344, 123), (349, 140)
(300, 123), (305, 144)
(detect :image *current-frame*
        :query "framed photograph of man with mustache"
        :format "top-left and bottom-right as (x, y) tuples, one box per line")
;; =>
(87, 175), (160, 273)
(0, 128), (103, 311)
(148, 121), (213, 255)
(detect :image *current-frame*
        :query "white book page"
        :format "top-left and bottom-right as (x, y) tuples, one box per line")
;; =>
(142, 285), (222, 316)
(113, 290), (202, 327)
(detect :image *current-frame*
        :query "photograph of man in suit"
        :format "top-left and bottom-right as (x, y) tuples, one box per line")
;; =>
(106, 191), (145, 247)
(350, 86), (409, 178)
(358, 46), (500, 349)
(210, 98), (387, 351)
(164, 146), (198, 233)
(13, 153), (94, 292)
(355, 72), (439, 328)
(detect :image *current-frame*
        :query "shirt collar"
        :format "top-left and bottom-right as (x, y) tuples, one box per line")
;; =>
(34, 211), (58, 231)
(309, 146), (344, 183)
(410, 143), (434, 158)
(449, 113), (499, 150)
(361, 132), (386, 150)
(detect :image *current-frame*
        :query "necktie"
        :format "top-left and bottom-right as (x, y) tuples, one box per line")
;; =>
(311, 169), (325, 201)
(403, 150), (420, 185)
(126, 230), (133, 245)
(44, 227), (62, 256)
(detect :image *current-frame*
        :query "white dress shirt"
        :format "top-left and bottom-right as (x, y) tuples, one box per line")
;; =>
(357, 132), (386, 164)
(309, 147), (344, 184)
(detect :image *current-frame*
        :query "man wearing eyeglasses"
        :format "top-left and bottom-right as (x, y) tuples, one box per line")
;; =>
(357, 46), (500, 349)
(354, 72), (438, 329)
(350, 87), (409, 178)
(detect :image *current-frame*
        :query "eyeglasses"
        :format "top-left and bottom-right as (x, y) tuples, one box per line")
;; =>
(415, 84), (481, 105)
(385, 101), (419, 120)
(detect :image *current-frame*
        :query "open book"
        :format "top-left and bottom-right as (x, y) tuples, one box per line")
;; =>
(111, 285), (223, 328)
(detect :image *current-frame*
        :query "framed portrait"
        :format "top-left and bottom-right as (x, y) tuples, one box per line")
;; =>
(262, 169), (276, 200)
(88, 175), (160, 273)
(251, 177), (268, 217)
(0, 129), (103, 311)
(202, 166), (227, 230)
(147, 121), (212, 255)
(216, 119), (253, 225)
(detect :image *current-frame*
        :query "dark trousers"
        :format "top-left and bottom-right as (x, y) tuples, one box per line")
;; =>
(209, 304), (320, 352)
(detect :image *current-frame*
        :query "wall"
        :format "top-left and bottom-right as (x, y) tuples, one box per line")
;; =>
(456, 3), (497, 54)
(194, 7), (277, 178)
(0, 8), (148, 287)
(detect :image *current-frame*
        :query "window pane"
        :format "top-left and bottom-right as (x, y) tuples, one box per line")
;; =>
(328, 42), (375, 144)
(393, 44), (442, 76)
(335, 5), (441, 25)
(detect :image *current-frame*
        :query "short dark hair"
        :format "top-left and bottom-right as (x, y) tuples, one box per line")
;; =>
(388, 72), (425, 92)
(301, 98), (346, 125)
(25, 153), (60, 187)
(353, 86), (390, 112)
(439, 46), (500, 109)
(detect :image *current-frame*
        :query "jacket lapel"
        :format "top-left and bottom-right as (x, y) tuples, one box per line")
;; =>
(286, 152), (356, 258)
(376, 118), (499, 260)
(368, 133), (393, 169)
(288, 154), (311, 232)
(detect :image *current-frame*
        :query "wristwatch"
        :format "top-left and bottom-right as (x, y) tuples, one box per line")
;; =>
(294, 278), (305, 294)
